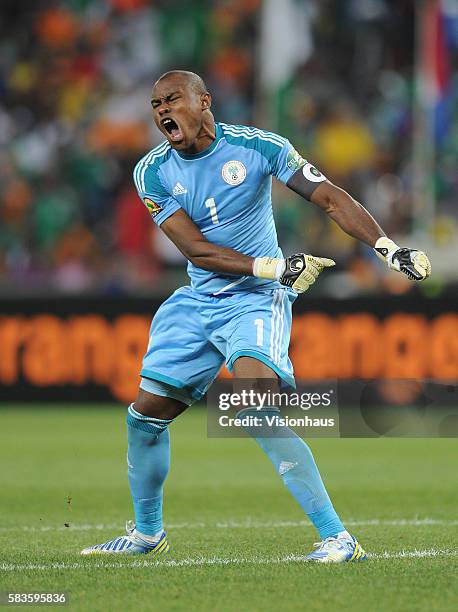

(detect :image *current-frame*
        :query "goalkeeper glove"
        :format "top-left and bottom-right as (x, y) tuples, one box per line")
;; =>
(253, 253), (335, 293)
(374, 237), (431, 281)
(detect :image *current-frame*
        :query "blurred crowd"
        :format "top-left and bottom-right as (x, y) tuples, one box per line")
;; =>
(0, 0), (457, 297)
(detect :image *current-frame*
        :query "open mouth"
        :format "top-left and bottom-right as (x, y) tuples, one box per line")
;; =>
(161, 117), (183, 142)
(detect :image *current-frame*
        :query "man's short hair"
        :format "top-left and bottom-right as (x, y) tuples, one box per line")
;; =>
(154, 70), (207, 95)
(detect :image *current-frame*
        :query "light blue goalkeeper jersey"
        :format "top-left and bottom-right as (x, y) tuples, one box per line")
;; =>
(133, 122), (306, 295)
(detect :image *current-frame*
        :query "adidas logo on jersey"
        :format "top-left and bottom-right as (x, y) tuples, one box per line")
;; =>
(172, 182), (187, 196)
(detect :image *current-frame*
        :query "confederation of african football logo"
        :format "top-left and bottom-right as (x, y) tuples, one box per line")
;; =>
(143, 197), (162, 217)
(222, 160), (247, 186)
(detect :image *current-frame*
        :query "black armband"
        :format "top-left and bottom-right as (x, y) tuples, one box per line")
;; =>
(286, 162), (327, 200)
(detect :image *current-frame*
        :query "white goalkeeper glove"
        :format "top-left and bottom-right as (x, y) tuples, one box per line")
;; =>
(253, 253), (335, 293)
(374, 237), (431, 281)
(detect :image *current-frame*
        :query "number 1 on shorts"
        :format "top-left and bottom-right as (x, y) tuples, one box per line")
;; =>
(254, 318), (264, 346)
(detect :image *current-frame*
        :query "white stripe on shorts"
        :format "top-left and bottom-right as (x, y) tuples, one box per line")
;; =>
(274, 290), (285, 366)
(270, 290), (284, 366)
(275, 289), (285, 367)
(269, 290), (279, 363)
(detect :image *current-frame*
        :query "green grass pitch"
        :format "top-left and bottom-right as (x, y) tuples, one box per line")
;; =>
(0, 405), (457, 612)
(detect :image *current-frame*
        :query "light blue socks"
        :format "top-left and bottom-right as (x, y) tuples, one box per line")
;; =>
(242, 408), (345, 539)
(126, 402), (344, 541)
(126, 404), (172, 537)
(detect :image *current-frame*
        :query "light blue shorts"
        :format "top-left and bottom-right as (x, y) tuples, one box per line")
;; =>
(140, 285), (296, 405)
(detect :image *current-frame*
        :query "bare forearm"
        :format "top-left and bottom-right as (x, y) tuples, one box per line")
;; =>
(312, 183), (384, 247)
(160, 210), (254, 276)
(178, 237), (334, 290)
(187, 240), (254, 275)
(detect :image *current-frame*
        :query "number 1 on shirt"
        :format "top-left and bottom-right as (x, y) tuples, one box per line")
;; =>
(205, 197), (219, 224)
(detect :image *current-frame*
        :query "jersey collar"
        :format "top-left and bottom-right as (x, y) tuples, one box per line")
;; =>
(176, 123), (223, 160)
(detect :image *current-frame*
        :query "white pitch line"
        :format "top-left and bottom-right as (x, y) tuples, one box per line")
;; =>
(372, 549), (458, 559)
(0, 518), (457, 533)
(0, 549), (457, 572)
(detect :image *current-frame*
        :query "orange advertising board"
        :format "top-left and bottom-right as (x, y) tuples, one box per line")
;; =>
(0, 307), (456, 403)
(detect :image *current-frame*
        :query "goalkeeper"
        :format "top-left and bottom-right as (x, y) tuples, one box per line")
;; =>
(81, 70), (431, 562)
